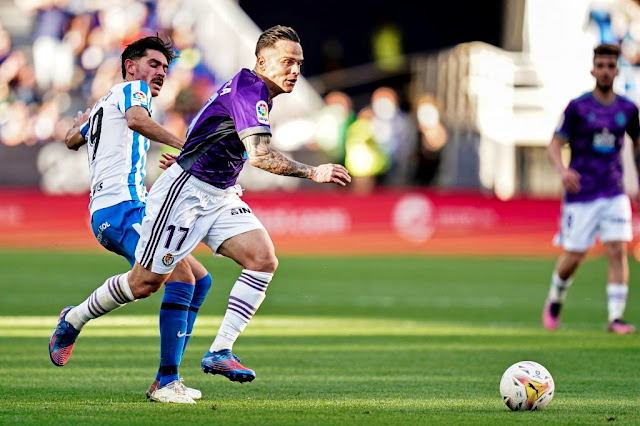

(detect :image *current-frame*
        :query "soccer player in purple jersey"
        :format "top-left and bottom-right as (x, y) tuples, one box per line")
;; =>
(542, 43), (638, 334)
(50, 25), (351, 402)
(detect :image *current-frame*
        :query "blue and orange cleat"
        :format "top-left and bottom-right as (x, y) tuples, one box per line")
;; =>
(49, 306), (80, 367)
(202, 349), (255, 383)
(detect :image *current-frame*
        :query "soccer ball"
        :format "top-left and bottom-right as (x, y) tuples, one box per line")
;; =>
(499, 361), (555, 411)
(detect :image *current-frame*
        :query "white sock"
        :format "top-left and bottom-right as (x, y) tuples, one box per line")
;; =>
(607, 283), (628, 322)
(210, 269), (273, 352)
(548, 271), (573, 304)
(66, 273), (135, 330)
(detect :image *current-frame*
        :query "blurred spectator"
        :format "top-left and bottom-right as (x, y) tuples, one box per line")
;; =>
(1, 0), (217, 150)
(0, 0), (224, 194)
(588, 0), (640, 102)
(313, 90), (355, 165)
(371, 14), (404, 72)
(24, 0), (74, 92)
(413, 93), (448, 185)
(321, 38), (345, 73)
(344, 107), (388, 194)
(370, 86), (417, 186)
(0, 24), (12, 63)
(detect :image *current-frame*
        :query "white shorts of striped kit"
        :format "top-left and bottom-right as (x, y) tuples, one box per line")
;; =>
(135, 163), (265, 274)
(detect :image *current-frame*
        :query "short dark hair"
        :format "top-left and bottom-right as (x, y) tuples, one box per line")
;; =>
(593, 43), (620, 59)
(255, 25), (300, 57)
(121, 36), (178, 78)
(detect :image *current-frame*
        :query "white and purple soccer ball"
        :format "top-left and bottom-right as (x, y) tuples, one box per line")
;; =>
(499, 361), (555, 411)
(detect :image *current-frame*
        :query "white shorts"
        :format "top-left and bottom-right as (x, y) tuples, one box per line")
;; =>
(554, 194), (632, 252)
(135, 164), (265, 274)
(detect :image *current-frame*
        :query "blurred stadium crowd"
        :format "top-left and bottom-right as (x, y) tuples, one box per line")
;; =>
(0, 0), (216, 149)
(0, 0), (450, 193)
(4, 0), (640, 194)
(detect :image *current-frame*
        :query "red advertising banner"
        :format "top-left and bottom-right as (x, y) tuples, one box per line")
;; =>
(2, 188), (638, 257)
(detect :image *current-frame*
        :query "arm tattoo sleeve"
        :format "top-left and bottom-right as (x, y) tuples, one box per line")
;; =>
(243, 134), (314, 178)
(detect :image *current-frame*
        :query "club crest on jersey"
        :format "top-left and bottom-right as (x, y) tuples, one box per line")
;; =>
(256, 100), (269, 125)
(132, 91), (147, 104)
(162, 253), (175, 266)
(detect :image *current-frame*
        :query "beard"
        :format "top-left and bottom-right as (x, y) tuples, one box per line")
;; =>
(596, 81), (613, 93)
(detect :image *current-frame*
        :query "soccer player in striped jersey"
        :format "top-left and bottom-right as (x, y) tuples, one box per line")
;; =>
(53, 36), (213, 403)
(50, 26), (350, 400)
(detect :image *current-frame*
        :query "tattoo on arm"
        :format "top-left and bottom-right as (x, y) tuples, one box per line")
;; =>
(243, 134), (314, 178)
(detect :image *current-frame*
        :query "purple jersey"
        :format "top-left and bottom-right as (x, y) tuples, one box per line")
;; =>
(177, 69), (272, 188)
(555, 92), (640, 202)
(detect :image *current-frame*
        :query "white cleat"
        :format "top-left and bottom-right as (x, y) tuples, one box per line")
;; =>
(179, 378), (202, 400)
(147, 378), (202, 400)
(148, 380), (196, 404)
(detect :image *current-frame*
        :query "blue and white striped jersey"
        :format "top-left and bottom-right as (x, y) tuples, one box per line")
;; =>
(80, 80), (153, 215)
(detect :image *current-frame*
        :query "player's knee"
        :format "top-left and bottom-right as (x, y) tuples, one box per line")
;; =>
(265, 255), (279, 273)
(247, 254), (278, 273)
(605, 244), (626, 260)
(131, 277), (164, 299)
(564, 251), (586, 265)
(168, 260), (196, 284)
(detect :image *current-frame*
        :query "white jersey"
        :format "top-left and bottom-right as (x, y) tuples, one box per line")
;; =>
(79, 80), (153, 215)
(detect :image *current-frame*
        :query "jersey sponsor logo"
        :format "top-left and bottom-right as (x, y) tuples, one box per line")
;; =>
(132, 91), (147, 104)
(256, 100), (269, 125)
(162, 253), (175, 266)
(230, 207), (252, 215)
(592, 128), (616, 153)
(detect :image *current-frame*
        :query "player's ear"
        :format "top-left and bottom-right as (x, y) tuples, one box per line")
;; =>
(124, 58), (137, 77)
(256, 55), (266, 72)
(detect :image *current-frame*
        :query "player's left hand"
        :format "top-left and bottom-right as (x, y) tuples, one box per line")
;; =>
(312, 164), (351, 186)
(159, 152), (177, 170)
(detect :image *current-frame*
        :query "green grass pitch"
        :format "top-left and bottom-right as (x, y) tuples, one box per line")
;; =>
(1, 250), (639, 424)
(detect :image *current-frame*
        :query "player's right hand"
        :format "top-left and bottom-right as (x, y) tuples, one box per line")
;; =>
(74, 108), (90, 127)
(561, 168), (581, 193)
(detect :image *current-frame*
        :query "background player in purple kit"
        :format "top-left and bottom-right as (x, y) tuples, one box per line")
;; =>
(50, 25), (351, 402)
(542, 43), (639, 334)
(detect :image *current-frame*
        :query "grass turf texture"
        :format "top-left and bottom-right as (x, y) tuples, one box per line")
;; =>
(1, 250), (639, 424)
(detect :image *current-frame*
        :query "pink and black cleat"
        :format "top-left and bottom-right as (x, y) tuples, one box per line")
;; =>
(542, 299), (562, 330)
(607, 319), (636, 334)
